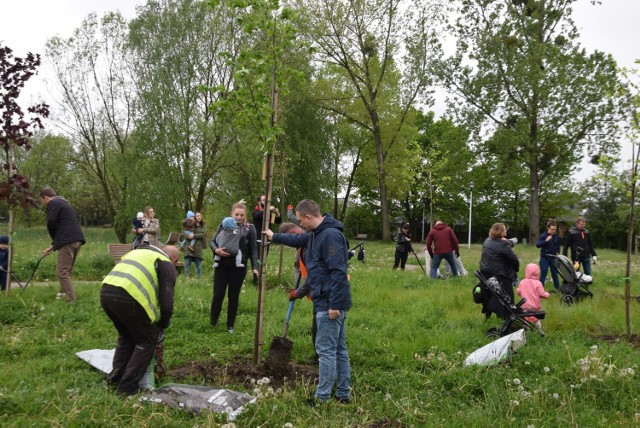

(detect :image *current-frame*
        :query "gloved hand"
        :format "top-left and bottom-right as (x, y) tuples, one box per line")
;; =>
(288, 289), (297, 301)
(592, 256), (597, 265)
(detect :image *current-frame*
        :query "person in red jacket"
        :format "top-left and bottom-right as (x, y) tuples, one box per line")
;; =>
(425, 220), (459, 279)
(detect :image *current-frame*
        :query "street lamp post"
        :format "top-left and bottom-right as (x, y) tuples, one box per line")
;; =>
(468, 182), (474, 249)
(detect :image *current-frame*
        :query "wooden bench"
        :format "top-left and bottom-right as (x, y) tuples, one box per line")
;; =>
(355, 233), (368, 240)
(165, 232), (180, 245)
(107, 243), (185, 268)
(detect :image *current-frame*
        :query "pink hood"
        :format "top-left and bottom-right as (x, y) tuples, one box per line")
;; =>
(525, 263), (540, 280)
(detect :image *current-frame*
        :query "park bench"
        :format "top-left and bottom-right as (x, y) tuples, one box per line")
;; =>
(107, 243), (185, 268)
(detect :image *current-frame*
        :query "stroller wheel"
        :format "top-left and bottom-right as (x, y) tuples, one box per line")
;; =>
(561, 294), (574, 306)
(486, 327), (501, 339)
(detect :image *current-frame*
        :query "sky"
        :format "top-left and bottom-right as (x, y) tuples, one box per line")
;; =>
(1, 0), (638, 180)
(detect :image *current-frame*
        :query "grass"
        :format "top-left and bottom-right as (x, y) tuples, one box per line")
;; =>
(1, 227), (640, 427)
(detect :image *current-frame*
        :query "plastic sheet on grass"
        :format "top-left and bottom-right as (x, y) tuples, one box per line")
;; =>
(76, 348), (115, 373)
(139, 384), (256, 420)
(76, 349), (255, 419)
(464, 329), (527, 366)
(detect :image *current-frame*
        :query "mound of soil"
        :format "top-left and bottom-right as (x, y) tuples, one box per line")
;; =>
(594, 334), (640, 347)
(167, 356), (318, 389)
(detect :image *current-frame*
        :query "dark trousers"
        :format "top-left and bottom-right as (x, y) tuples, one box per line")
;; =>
(210, 263), (247, 328)
(393, 250), (409, 269)
(100, 286), (161, 395)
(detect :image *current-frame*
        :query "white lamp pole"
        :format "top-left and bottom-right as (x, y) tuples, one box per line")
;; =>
(468, 182), (474, 249)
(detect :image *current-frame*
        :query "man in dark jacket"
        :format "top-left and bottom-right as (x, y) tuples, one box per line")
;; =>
(393, 223), (412, 270)
(563, 216), (597, 275)
(425, 221), (459, 279)
(252, 195), (282, 239)
(40, 188), (85, 302)
(264, 199), (352, 405)
(100, 245), (179, 395)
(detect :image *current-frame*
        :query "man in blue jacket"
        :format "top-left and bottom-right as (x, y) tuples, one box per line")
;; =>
(264, 199), (352, 405)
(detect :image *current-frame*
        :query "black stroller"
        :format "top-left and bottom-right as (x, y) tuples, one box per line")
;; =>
(550, 254), (593, 306)
(473, 271), (546, 338)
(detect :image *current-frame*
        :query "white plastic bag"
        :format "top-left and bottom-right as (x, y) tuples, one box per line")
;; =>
(464, 329), (527, 366)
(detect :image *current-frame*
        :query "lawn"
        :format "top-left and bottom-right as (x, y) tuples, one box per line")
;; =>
(1, 227), (640, 427)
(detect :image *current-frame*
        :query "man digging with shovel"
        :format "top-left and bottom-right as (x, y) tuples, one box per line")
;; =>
(264, 199), (352, 406)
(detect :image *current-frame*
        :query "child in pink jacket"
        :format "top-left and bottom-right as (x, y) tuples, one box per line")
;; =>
(517, 263), (550, 335)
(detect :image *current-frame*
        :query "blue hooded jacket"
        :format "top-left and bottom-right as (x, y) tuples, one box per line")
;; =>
(272, 214), (352, 312)
(536, 231), (560, 258)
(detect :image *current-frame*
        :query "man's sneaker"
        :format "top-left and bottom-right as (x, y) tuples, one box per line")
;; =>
(227, 327), (234, 334)
(334, 396), (350, 404)
(306, 398), (317, 407)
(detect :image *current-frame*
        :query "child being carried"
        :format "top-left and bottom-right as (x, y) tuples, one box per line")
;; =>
(132, 211), (144, 249)
(179, 211), (196, 251)
(214, 217), (244, 268)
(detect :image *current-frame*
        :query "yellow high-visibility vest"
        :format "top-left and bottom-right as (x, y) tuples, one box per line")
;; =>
(102, 249), (170, 322)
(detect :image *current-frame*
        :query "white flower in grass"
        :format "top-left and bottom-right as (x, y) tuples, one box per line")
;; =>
(384, 393), (392, 401)
(543, 367), (550, 373)
(509, 400), (519, 406)
(225, 406), (234, 414)
(283, 423), (293, 428)
(627, 368), (635, 376)
(513, 378), (521, 385)
(525, 361), (531, 365)
(552, 393), (560, 399)
(261, 377), (271, 384)
(590, 345), (598, 354)
(590, 374), (597, 380)
(517, 385), (524, 392)
(527, 425), (535, 428)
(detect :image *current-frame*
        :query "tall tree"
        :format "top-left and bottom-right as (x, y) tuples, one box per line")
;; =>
(298, 0), (445, 240)
(0, 45), (49, 293)
(46, 12), (136, 242)
(129, 0), (244, 213)
(437, 0), (625, 243)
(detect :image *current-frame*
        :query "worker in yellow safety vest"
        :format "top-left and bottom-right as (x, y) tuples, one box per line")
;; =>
(100, 244), (180, 395)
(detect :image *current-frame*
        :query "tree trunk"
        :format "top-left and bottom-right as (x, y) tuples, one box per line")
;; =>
(528, 164), (540, 244)
(374, 131), (390, 241)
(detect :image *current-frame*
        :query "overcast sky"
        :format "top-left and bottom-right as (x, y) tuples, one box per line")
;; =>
(1, 0), (638, 180)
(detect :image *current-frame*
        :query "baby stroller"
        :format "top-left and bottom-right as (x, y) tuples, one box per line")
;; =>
(550, 254), (593, 306)
(473, 271), (546, 338)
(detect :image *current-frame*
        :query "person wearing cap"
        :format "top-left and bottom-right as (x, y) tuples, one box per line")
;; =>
(0, 235), (8, 291)
(40, 188), (86, 302)
(100, 244), (180, 395)
(393, 223), (413, 270)
(425, 220), (460, 279)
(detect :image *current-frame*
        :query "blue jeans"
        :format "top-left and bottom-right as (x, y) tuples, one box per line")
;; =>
(539, 256), (560, 290)
(184, 256), (202, 279)
(431, 253), (458, 279)
(315, 310), (351, 401)
(578, 257), (592, 275)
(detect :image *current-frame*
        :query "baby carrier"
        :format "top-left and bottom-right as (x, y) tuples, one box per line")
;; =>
(473, 271), (546, 338)
(550, 254), (593, 306)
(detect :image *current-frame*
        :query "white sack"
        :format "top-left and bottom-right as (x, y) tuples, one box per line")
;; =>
(76, 349), (115, 373)
(464, 329), (527, 366)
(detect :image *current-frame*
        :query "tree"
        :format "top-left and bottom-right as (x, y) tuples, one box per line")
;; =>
(0, 45), (50, 293)
(298, 0), (445, 240)
(437, 0), (625, 243)
(129, 0), (245, 213)
(46, 12), (136, 242)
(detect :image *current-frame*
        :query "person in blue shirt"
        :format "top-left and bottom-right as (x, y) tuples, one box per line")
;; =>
(536, 219), (561, 290)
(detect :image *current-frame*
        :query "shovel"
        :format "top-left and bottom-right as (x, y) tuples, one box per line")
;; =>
(265, 299), (296, 375)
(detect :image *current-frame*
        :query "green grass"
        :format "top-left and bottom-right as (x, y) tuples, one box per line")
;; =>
(1, 227), (640, 426)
